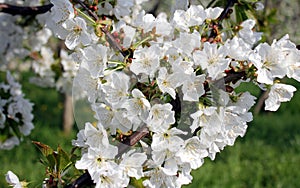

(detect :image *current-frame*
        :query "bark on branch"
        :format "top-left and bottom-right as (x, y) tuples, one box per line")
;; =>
(0, 3), (53, 16)
(217, 0), (237, 21)
(116, 125), (149, 158)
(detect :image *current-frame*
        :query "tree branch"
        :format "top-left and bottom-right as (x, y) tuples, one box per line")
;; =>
(64, 171), (94, 188)
(116, 125), (149, 158)
(223, 71), (246, 84)
(0, 3), (53, 16)
(205, 70), (246, 92)
(253, 90), (269, 114)
(217, 0), (237, 21)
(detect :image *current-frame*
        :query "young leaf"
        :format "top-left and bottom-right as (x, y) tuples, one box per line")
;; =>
(32, 141), (54, 157)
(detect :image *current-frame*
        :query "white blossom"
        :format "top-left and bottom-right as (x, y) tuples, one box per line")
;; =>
(83, 122), (109, 148)
(5, 171), (23, 188)
(173, 31), (201, 56)
(120, 150), (147, 179)
(155, 13), (173, 36)
(101, 71), (130, 108)
(146, 103), (175, 133)
(46, 0), (75, 39)
(193, 42), (230, 80)
(111, 109), (135, 133)
(238, 19), (262, 47)
(172, 5), (206, 31)
(0, 71), (34, 150)
(205, 7), (223, 19)
(75, 146), (124, 188)
(113, 0), (134, 20)
(151, 128), (186, 154)
(130, 45), (161, 77)
(182, 73), (205, 101)
(0, 136), (20, 150)
(121, 88), (150, 122)
(250, 43), (287, 84)
(133, 11), (156, 32)
(81, 44), (108, 78)
(175, 136), (208, 169)
(63, 17), (91, 50)
(17, 1), (300, 187)
(143, 165), (178, 188)
(224, 37), (251, 61)
(254, 2), (265, 11)
(157, 67), (179, 99)
(265, 83), (297, 111)
(286, 49), (300, 82)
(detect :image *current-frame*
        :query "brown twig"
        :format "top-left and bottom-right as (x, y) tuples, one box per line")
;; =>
(217, 0), (237, 22)
(204, 70), (246, 91)
(72, 0), (99, 21)
(0, 3), (53, 16)
(116, 125), (149, 158)
(64, 171), (93, 188)
(223, 71), (246, 84)
(254, 90), (269, 114)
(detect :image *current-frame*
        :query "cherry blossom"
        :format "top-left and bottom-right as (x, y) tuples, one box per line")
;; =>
(265, 83), (297, 111)
(63, 17), (92, 50)
(130, 45), (161, 77)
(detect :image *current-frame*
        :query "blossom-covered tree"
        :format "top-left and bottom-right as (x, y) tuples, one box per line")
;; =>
(1, 0), (300, 187)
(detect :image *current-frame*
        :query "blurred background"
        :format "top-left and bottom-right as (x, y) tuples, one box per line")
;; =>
(0, 0), (300, 187)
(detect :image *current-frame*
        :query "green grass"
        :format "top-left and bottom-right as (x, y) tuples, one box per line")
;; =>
(0, 72), (77, 187)
(1, 72), (300, 187)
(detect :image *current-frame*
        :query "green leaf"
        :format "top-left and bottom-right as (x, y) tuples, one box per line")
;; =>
(32, 141), (54, 157)
(57, 146), (72, 173)
(130, 177), (144, 188)
(46, 153), (57, 173)
(235, 4), (250, 23)
(245, 9), (256, 20)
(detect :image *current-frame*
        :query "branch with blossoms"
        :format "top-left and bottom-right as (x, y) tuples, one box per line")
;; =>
(66, 1), (300, 188)
(3, 0), (300, 187)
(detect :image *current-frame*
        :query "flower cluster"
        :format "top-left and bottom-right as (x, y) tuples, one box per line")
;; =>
(0, 0), (50, 67)
(0, 9), (25, 68)
(37, 0), (300, 187)
(0, 0), (79, 95)
(29, 47), (79, 94)
(0, 71), (34, 150)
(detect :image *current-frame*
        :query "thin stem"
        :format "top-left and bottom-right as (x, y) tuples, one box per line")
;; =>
(107, 60), (124, 65)
(132, 36), (152, 50)
(72, 0), (99, 21)
(75, 8), (96, 25)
